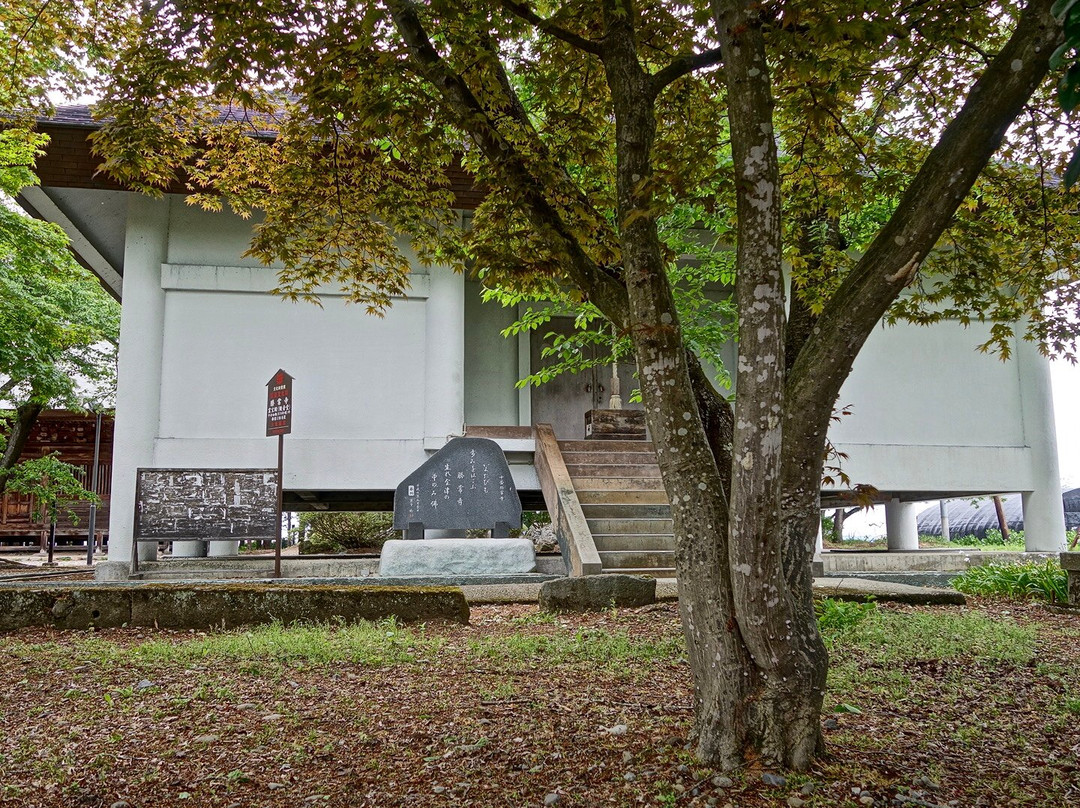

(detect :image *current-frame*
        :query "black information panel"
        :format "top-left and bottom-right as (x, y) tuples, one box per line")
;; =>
(134, 468), (279, 540)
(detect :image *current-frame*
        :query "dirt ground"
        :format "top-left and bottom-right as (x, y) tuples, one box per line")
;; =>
(0, 600), (1077, 807)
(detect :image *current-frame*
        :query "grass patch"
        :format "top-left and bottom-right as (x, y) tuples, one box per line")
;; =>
(830, 609), (1035, 664)
(825, 533), (1027, 551)
(4, 635), (125, 666)
(129, 619), (437, 666)
(953, 560), (1067, 603)
(3, 619), (439, 668)
(467, 628), (684, 666)
(816, 598), (877, 647)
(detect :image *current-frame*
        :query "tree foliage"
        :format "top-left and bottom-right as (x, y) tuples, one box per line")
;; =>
(2, 453), (98, 526)
(0, 31), (120, 493)
(0, 0), (112, 117)
(0, 130), (119, 413)
(87, 0), (1071, 772)
(1051, 0), (1080, 184)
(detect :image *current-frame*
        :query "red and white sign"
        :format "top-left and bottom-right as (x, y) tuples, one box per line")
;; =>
(266, 369), (294, 436)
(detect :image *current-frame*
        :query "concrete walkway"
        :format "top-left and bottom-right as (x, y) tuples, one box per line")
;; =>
(464, 576), (964, 605)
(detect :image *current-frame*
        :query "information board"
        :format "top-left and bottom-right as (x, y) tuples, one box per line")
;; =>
(134, 468), (279, 540)
(266, 369), (293, 436)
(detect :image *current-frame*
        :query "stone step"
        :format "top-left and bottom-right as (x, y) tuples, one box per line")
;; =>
(580, 503), (672, 520)
(567, 464), (662, 479)
(592, 533), (676, 552)
(561, 450), (660, 466)
(132, 569), (274, 581)
(559, 440), (655, 453)
(577, 490), (670, 506)
(598, 549), (676, 569)
(601, 567), (677, 578)
(572, 477), (667, 492)
(587, 518), (674, 535)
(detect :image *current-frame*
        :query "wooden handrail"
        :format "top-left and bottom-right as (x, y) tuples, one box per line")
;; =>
(533, 423), (602, 576)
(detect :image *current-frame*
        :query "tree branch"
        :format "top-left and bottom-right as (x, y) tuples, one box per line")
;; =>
(783, 0), (1062, 504)
(386, 0), (629, 328)
(496, 0), (602, 55)
(650, 47), (724, 95)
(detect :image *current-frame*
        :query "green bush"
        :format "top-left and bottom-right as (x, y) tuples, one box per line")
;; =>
(953, 559), (1067, 603)
(520, 510), (552, 531)
(297, 512), (396, 554)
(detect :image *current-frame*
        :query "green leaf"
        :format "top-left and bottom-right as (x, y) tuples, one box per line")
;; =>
(834, 703), (863, 715)
(1050, 41), (1074, 70)
(1058, 64), (1080, 111)
(1052, 0), (1080, 21)
(1064, 145), (1080, 188)
(1065, 12), (1080, 44)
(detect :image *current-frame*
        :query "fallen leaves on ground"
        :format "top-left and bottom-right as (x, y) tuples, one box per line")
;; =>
(0, 601), (1077, 807)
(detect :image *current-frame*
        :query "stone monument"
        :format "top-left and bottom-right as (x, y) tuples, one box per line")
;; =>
(381, 438), (533, 577)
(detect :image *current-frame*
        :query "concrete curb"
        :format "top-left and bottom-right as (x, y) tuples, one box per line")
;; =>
(813, 577), (965, 605)
(0, 583), (470, 631)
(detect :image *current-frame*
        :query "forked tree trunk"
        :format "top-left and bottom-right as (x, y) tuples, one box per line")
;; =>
(604, 2), (826, 769)
(393, 0), (1060, 773)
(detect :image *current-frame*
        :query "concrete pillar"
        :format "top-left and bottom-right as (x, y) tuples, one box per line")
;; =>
(1017, 338), (1067, 552)
(207, 539), (240, 557)
(424, 264), (465, 444)
(885, 498), (919, 551)
(108, 196), (171, 564)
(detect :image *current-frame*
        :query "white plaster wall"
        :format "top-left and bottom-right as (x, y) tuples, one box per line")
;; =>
(464, 278), (519, 426)
(831, 321), (1024, 448)
(158, 287), (427, 441)
(166, 203), (275, 268)
(107, 202), (482, 560)
(827, 320), (1056, 499)
(104, 200), (1062, 555)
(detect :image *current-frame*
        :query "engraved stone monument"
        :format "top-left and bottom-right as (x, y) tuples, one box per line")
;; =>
(382, 438), (533, 577)
(392, 437), (522, 539)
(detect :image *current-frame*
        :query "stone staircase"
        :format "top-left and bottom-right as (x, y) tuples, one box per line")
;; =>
(559, 440), (676, 577)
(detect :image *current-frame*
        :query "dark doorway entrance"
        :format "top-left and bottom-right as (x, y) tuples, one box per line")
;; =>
(530, 317), (642, 439)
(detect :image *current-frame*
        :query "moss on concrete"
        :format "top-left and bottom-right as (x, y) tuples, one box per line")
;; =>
(0, 584), (469, 631)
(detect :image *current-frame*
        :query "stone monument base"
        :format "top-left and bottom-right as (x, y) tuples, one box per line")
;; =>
(379, 539), (536, 577)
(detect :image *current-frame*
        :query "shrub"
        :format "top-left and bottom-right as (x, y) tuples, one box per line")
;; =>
(953, 559), (1067, 603)
(947, 529), (1026, 549)
(297, 512), (396, 554)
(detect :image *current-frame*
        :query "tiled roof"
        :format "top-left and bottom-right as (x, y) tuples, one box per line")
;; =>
(33, 105), (484, 208)
(40, 102), (283, 138)
(43, 104), (96, 127)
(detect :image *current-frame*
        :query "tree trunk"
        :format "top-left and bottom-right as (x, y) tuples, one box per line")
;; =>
(993, 495), (1011, 542)
(391, 0), (1060, 773)
(602, 0), (827, 769)
(0, 401), (44, 498)
(711, 0), (828, 769)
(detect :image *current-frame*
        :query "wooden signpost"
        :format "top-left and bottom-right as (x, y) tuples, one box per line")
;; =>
(266, 369), (294, 577)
